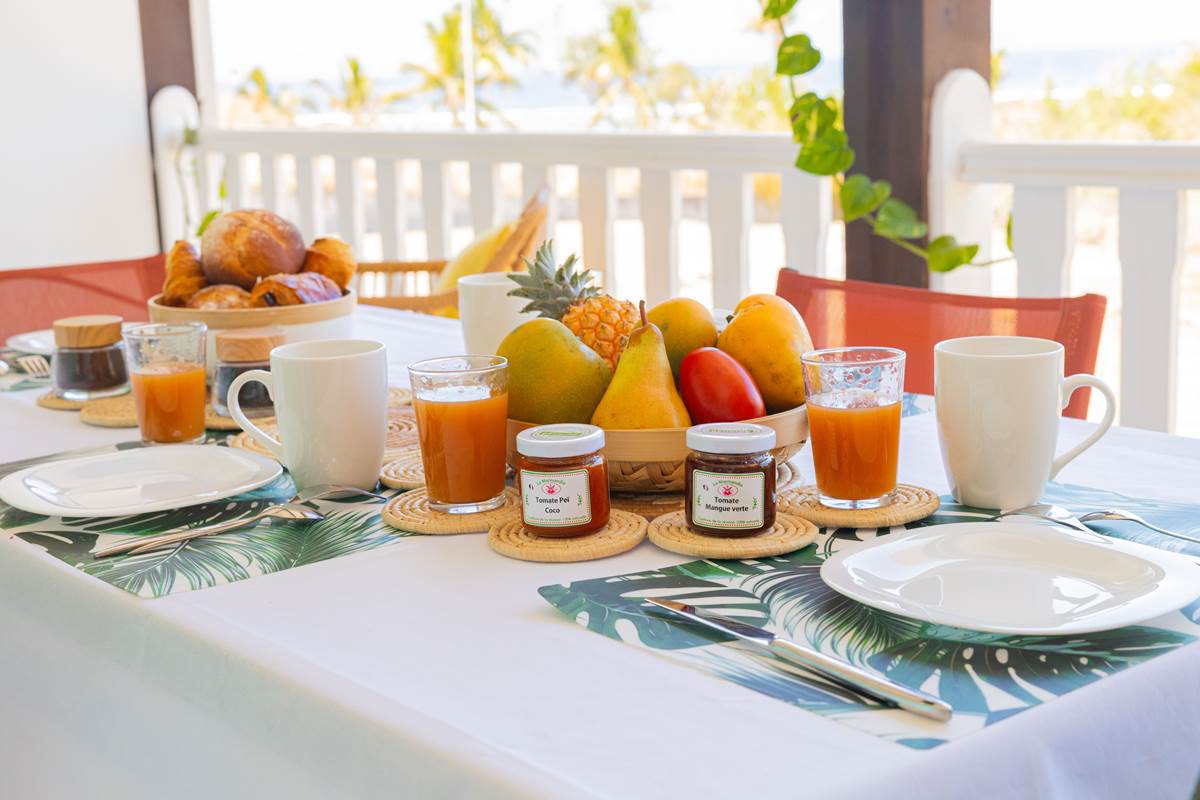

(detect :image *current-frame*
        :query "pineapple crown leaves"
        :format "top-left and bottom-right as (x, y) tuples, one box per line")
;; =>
(507, 239), (601, 319)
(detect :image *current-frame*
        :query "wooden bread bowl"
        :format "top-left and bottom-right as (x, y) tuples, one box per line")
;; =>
(506, 404), (809, 493)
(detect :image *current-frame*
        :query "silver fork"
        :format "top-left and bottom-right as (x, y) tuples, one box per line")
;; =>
(993, 503), (1200, 545)
(15, 354), (50, 378)
(95, 504), (324, 558)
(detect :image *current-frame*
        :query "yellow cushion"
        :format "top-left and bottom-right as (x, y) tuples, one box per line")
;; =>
(435, 222), (514, 292)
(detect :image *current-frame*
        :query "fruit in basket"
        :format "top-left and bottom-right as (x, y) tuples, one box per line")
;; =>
(591, 302), (691, 429)
(507, 241), (639, 370)
(678, 347), (765, 423)
(435, 223), (514, 292)
(718, 294), (815, 412)
(497, 319), (612, 424)
(646, 298), (718, 378)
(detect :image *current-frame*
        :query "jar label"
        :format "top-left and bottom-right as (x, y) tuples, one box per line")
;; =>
(691, 470), (765, 530)
(520, 469), (592, 527)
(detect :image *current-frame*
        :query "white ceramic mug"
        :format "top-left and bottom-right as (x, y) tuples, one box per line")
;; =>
(934, 336), (1116, 510)
(227, 339), (388, 491)
(458, 273), (536, 354)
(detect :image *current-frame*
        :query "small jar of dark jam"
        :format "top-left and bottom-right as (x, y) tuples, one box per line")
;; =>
(684, 423), (777, 537)
(212, 326), (285, 419)
(51, 315), (129, 401)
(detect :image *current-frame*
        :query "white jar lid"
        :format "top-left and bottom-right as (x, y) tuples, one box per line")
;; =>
(516, 424), (605, 458)
(686, 422), (776, 454)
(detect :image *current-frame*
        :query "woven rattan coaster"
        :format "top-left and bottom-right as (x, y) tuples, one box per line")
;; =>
(380, 447), (425, 490)
(381, 487), (520, 534)
(612, 493), (686, 521)
(776, 457), (804, 491)
(778, 484), (940, 528)
(488, 508), (648, 562)
(77, 392), (266, 431)
(389, 386), (412, 407)
(229, 409), (417, 463)
(36, 390), (86, 411)
(647, 511), (817, 558)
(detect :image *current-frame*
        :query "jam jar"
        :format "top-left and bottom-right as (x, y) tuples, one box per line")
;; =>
(50, 315), (129, 401)
(212, 326), (285, 418)
(684, 423), (777, 537)
(516, 424), (610, 537)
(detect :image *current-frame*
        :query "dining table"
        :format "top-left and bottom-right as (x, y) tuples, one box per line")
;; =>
(3, 304), (1200, 800)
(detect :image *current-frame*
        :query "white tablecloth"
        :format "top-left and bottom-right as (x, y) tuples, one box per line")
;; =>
(3, 306), (1199, 799)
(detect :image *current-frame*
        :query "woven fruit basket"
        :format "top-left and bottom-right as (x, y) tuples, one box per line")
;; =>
(506, 404), (809, 493)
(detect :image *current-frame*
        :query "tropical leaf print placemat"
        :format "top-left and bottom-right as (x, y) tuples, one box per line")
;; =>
(540, 482), (1200, 749)
(0, 441), (417, 598)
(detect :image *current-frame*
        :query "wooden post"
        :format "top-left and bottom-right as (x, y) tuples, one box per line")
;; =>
(138, 0), (197, 102)
(842, 0), (990, 287)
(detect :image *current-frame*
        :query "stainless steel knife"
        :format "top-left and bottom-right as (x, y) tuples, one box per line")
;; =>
(646, 598), (952, 722)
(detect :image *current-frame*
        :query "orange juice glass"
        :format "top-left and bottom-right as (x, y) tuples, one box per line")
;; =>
(409, 356), (508, 514)
(123, 323), (208, 444)
(801, 347), (905, 510)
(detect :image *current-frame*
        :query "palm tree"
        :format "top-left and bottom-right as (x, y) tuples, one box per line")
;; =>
(234, 66), (302, 125)
(313, 56), (406, 126)
(400, 0), (535, 128)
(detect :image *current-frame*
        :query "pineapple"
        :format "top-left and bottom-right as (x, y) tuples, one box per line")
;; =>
(507, 241), (640, 369)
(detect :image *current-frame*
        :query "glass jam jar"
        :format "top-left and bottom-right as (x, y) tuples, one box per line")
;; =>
(685, 423), (777, 537)
(50, 314), (129, 401)
(516, 424), (610, 538)
(211, 326), (285, 419)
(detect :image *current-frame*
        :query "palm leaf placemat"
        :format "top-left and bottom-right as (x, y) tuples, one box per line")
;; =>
(539, 482), (1200, 749)
(0, 441), (417, 598)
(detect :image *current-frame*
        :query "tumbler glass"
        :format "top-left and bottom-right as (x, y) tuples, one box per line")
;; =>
(801, 347), (906, 509)
(123, 323), (208, 444)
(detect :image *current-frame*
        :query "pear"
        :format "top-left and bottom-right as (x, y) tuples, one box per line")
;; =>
(498, 318), (612, 424)
(591, 302), (692, 429)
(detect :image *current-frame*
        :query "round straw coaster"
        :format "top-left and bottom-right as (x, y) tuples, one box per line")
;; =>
(389, 386), (412, 407)
(488, 508), (647, 563)
(380, 447), (425, 490)
(381, 487), (520, 534)
(647, 511), (817, 559)
(612, 493), (686, 521)
(778, 484), (940, 529)
(76, 392), (266, 431)
(36, 390), (86, 411)
(228, 412), (419, 463)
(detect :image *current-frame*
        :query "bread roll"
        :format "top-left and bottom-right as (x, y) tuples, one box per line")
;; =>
(161, 240), (207, 306)
(200, 209), (305, 289)
(186, 284), (253, 310)
(250, 272), (342, 307)
(301, 236), (356, 290)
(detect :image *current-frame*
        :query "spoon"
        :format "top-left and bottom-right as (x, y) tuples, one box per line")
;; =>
(1077, 508), (1200, 545)
(993, 503), (1200, 545)
(291, 484), (387, 503)
(95, 504), (324, 558)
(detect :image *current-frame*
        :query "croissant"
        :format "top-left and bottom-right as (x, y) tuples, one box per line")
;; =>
(301, 236), (356, 290)
(250, 272), (342, 307)
(161, 240), (207, 306)
(186, 284), (253, 310)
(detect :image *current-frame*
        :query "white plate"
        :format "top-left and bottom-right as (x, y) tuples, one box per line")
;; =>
(820, 521), (1200, 635)
(0, 446), (282, 517)
(7, 323), (139, 355)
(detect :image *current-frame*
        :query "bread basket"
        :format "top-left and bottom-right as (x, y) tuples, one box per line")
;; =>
(506, 405), (809, 493)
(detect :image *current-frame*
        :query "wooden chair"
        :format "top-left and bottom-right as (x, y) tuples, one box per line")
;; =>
(357, 187), (549, 313)
(775, 270), (1107, 419)
(0, 254), (165, 339)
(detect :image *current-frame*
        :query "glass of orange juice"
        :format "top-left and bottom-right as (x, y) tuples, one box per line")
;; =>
(408, 355), (509, 514)
(122, 323), (207, 444)
(801, 347), (905, 510)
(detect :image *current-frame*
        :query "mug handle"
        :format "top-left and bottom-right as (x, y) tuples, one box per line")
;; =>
(1049, 373), (1116, 479)
(227, 369), (283, 460)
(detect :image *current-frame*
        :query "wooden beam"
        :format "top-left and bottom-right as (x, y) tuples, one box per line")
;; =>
(842, 0), (990, 287)
(138, 0), (196, 100)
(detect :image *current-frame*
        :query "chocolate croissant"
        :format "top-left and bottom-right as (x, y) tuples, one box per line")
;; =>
(161, 240), (207, 306)
(250, 272), (342, 307)
(186, 284), (253, 310)
(301, 236), (356, 290)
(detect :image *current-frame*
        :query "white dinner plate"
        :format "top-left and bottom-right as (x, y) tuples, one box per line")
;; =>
(7, 323), (139, 356)
(820, 521), (1200, 635)
(0, 446), (282, 517)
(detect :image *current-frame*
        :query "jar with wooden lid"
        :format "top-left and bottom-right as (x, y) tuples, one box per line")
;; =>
(50, 315), (129, 401)
(516, 424), (610, 537)
(212, 326), (285, 418)
(684, 423), (777, 537)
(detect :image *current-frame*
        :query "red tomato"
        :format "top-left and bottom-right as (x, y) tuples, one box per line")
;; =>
(679, 347), (766, 423)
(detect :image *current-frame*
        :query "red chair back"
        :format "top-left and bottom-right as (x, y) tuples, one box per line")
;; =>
(0, 255), (165, 340)
(775, 270), (1107, 419)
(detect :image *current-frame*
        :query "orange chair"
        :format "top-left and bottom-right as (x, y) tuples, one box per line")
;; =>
(0, 255), (165, 340)
(775, 270), (1107, 419)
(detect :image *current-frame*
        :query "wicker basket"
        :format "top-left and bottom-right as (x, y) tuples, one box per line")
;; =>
(506, 405), (809, 493)
(356, 188), (549, 314)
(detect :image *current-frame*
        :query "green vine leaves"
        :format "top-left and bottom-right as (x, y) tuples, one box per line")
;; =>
(767, 3), (980, 273)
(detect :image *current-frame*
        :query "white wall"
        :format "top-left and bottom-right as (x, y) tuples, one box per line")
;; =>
(0, 0), (160, 270)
